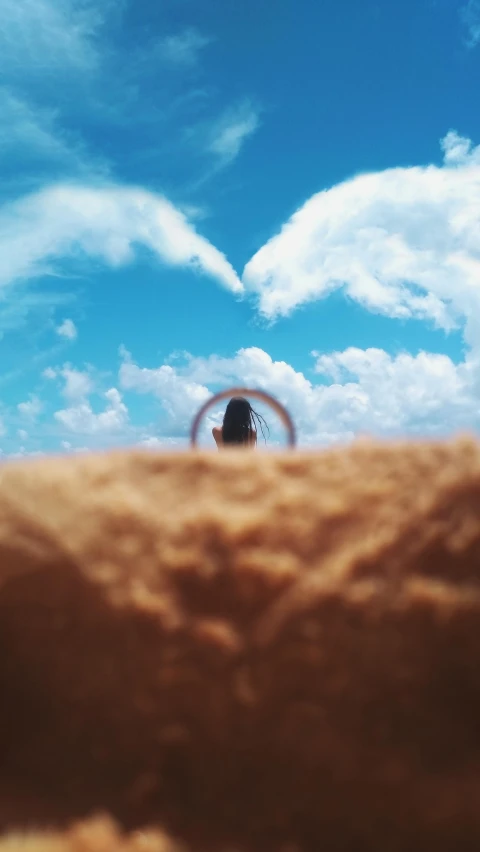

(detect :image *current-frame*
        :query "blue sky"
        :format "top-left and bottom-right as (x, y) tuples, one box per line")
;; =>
(1, 0), (480, 454)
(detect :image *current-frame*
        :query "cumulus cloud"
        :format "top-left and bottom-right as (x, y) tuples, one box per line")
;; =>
(209, 101), (259, 165)
(6, 342), (478, 452)
(243, 132), (480, 348)
(52, 361), (127, 436)
(60, 366), (92, 400)
(18, 395), (43, 419)
(55, 387), (128, 435)
(56, 318), (77, 340)
(313, 347), (480, 438)
(441, 129), (480, 165)
(139, 435), (183, 450)
(119, 345), (480, 446)
(43, 365), (92, 399)
(119, 349), (210, 435)
(5, 446), (44, 460)
(0, 184), (242, 294)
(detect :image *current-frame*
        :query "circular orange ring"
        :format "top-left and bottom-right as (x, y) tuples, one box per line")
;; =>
(190, 387), (297, 448)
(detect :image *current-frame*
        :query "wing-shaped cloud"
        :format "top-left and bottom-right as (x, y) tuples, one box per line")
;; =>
(243, 132), (480, 347)
(0, 184), (242, 294)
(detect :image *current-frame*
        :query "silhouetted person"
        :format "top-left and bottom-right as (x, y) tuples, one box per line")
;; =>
(212, 397), (269, 449)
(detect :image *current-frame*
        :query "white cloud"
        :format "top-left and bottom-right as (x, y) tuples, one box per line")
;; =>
(5, 341), (479, 452)
(462, 0), (480, 47)
(0, 0), (103, 80)
(119, 349), (210, 434)
(56, 318), (77, 340)
(43, 363), (93, 399)
(139, 436), (163, 449)
(41, 364), (92, 398)
(55, 387), (128, 435)
(119, 345), (480, 446)
(58, 366), (93, 401)
(441, 130), (480, 165)
(0, 184), (242, 294)
(209, 101), (259, 165)
(139, 435), (183, 450)
(243, 132), (480, 348)
(313, 347), (480, 438)
(18, 394), (43, 419)
(156, 29), (211, 66)
(60, 440), (88, 454)
(6, 446), (44, 459)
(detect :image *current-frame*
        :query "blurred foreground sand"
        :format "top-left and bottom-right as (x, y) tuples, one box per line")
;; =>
(1, 440), (480, 851)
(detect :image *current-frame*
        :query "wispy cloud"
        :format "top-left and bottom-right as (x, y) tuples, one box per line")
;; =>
(0, 0), (117, 201)
(0, 0), (256, 202)
(209, 101), (260, 166)
(155, 28), (211, 67)
(0, 0), (111, 198)
(0, 0), (105, 80)
(461, 0), (480, 47)
(243, 131), (480, 350)
(0, 88), (107, 195)
(0, 89), (75, 163)
(0, 281), (73, 341)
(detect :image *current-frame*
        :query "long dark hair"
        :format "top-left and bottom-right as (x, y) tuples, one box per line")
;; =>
(222, 397), (269, 446)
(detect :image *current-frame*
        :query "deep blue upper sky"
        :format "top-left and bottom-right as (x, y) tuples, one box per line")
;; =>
(0, 0), (479, 454)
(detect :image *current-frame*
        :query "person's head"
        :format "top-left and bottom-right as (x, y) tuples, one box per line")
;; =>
(222, 397), (269, 446)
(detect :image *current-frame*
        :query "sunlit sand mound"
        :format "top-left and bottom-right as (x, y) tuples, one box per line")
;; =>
(0, 817), (182, 852)
(1, 440), (480, 851)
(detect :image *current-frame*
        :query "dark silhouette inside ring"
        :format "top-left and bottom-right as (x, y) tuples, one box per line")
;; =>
(212, 396), (269, 448)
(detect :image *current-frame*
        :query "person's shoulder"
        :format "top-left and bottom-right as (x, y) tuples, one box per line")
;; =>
(212, 425), (222, 446)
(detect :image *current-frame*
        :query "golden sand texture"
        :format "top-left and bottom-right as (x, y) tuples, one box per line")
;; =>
(0, 818), (182, 852)
(0, 440), (480, 851)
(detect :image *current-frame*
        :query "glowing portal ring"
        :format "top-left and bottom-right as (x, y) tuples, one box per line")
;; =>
(190, 387), (297, 449)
